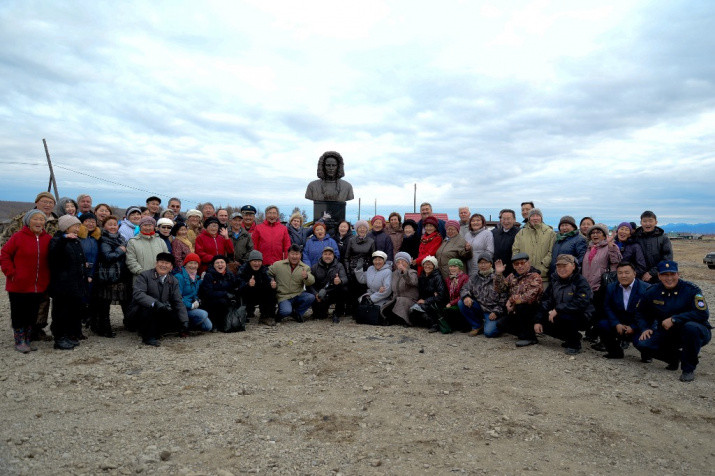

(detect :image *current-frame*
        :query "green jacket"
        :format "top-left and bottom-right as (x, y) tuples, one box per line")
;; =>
(512, 223), (556, 282)
(268, 259), (315, 302)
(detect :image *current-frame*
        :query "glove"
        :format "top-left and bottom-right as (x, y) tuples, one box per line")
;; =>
(317, 288), (328, 301)
(154, 301), (171, 312)
(355, 258), (364, 271)
(191, 301), (199, 310)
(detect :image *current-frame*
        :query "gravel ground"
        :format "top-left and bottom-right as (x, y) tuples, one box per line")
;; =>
(1, 241), (713, 475)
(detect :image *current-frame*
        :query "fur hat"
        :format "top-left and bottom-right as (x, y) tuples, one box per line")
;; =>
(156, 252), (174, 265)
(58, 215), (80, 232)
(422, 255), (438, 268)
(79, 212), (97, 223)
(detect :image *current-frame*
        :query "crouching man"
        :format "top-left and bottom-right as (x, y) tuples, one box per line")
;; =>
(494, 253), (543, 347)
(535, 254), (594, 355)
(130, 252), (188, 346)
(308, 246), (348, 323)
(634, 260), (711, 382)
(268, 244), (315, 323)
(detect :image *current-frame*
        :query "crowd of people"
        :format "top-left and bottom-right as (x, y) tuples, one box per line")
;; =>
(0, 193), (710, 382)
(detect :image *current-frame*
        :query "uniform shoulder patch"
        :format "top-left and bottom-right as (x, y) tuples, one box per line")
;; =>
(695, 294), (708, 311)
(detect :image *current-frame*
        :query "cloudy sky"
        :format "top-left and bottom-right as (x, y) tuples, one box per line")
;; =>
(1, 0), (714, 225)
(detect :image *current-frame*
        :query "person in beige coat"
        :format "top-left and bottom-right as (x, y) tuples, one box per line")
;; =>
(512, 209), (556, 284)
(268, 244), (316, 323)
(126, 217), (169, 281)
(436, 220), (471, 280)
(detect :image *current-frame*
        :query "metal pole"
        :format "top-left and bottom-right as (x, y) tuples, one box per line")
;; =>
(358, 198), (361, 220)
(374, 199), (376, 216)
(43, 139), (60, 201)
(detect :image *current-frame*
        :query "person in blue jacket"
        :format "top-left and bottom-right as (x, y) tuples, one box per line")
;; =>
(597, 261), (650, 359)
(302, 222), (339, 267)
(174, 253), (212, 332)
(634, 260), (711, 382)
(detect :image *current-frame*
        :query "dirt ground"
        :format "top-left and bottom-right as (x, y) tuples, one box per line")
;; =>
(1, 241), (713, 475)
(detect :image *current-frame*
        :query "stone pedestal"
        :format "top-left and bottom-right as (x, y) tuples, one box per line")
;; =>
(312, 201), (346, 236)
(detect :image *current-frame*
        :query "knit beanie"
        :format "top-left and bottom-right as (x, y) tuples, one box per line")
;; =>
(528, 208), (543, 218)
(371, 215), (385, 225)
(423, 216), (439, 227)
(558, 215), (577, 229)
(616, 222), (634, 233)
(203, 217), (220, 228)
(587, 223), (610, 238)
(422, 255), (438, 268)
(445, 220), (460, 231)
(185, 209), (202, 219)
(247, 250), (263, 262)
(125, 206), (142, 218)
(183, 253), (200, 266)
(34, 192), (55, 204)
(58, 215), (81, 232)
(477, 251), (494, 263)
(448, 258), (464, 270)
(23, 209), (46, 226)
(355, 220), (369, 231)
(394, 251), (412, 265)
(170, 222), (187, 236)
(139, 216), (156, 227)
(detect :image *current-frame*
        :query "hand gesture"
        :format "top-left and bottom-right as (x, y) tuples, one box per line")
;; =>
(270, 278), (277, 289)
(333, 273), (341, 285)
(488, 312), (497, 321)
(65, 233), (78, 240)
(379, 286), (386, 293)
(301, 268), (308, 280)
(639, 329), (653, 341)
(219, 227), (229, 239)
(494, 259), (506, 275)
(506, 300), (514, 313)
(534, 323), (543, 334)
(465, 242), (471, 251)
(642, 272), (652, 282)
(249, 276), (256, 287)
(396, 260), (407, 272)
(548, 309), (557, 323)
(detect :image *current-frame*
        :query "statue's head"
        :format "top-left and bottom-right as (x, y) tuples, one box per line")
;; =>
(317, 151), (345, 180)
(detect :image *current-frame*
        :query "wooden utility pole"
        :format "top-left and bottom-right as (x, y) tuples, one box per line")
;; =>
(43, 139), (60, 201)
(413, 183), (416, 213)
(358, 198), (361, 220)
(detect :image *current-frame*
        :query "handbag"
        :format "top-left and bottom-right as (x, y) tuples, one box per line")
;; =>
(355, 303), (382, 325)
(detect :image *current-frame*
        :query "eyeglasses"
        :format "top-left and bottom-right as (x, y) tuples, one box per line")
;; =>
(159, 226), (172, 229)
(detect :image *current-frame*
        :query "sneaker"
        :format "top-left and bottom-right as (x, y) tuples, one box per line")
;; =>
(53, 338), (75, 350)
(66, 337), (80, 347)
(332, 316), (340, 324)
(14, 342), (31, 354)
(603, 351), (624, 359)
(428, 324), (440, 333)
(665, 361), (679, 371)
(564, 347), (582, 355)
(590, 342), (606, 352)
(143, 338), (160, 347)
(468, 329), (482, 337)
(516, 339), (537, 347)
(679, 371), (695, 382)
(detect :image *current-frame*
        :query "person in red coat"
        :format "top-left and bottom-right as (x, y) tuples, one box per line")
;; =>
(1, 210), (51, 353)
(252, 205), (291, 266)
(414, 216), (443, 275)
(195, 217), (234, 273)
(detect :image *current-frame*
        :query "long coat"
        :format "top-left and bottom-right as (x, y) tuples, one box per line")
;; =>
(436, 233), (471, 280)
(381, 267), (419, 325)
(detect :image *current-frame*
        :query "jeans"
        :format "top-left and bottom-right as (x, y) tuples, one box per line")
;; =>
(458, 299), (502, 337)
(187, 309), (212, 331)
(278, 292), (316, 319)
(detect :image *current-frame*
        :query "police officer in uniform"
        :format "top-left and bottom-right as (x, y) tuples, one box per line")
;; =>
(634, 260), (711, 382)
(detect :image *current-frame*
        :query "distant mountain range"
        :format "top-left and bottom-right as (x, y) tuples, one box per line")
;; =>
(660, 223), (715, 234)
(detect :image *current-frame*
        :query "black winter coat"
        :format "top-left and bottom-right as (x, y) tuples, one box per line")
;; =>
(633, 226), (673, 280)
(97, 229), (128, 284)
(418, 271), (448, 308)
(538, 270), (594, 323)
(333, 232), (353, 265)
(617, 239), (647, 278)
(235, 262), (273, 296)
(369, 229), (394, 263)
(199, 268), (239, 305)
(492, 225), (519, 275)
(345, 235), (375, 274)
(309, 258), (348, 294)
(49, 231), (87, 298)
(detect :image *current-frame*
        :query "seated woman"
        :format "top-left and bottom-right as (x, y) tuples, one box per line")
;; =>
(414, 217), (442, 275)
(368, 215), (394, 263)
(400, 219), (420, 260)
(464, 213), (494, 277)
(436, 220), (471, 280)
(302, 221), (340, 267)
(287, 212), (311, 249)
(198, 255), (239, 332)
(174, 253), (212, 332)
(354, 250), (392, 307)
(381, 252), (419, 325)
(170, 222), (193, 274)
(442, 258), (470, 332)
(344, 220), (375, 312)
(613, 222), (646, 278)
(550, 215), (587, 274)
(411, 256), (448, 332)
(459, 252), (507, 337)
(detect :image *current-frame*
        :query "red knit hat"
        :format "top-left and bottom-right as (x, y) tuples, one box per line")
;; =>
(183, 253), (200, 266)
(371, 215), (385, 225)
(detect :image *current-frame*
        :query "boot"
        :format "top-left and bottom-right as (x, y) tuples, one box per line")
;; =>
(24, 326), (38, 351)
(13, 328), (31, 353)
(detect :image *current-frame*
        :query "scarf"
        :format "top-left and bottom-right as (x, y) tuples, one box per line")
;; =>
(141, 230), (155, 236)
(588, 240), (606, 263)
(421, 231), (439, 244)
(556, 229), (579, 242)
(175, 235), (194, 252)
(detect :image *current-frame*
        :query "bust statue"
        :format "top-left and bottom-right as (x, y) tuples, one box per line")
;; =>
(305, 151), (354, 203)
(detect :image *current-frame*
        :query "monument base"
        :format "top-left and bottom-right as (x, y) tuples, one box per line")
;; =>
(312, 201), (346, 236)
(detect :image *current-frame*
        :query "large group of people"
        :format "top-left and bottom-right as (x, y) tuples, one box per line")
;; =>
(0, 193), (710, 383)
